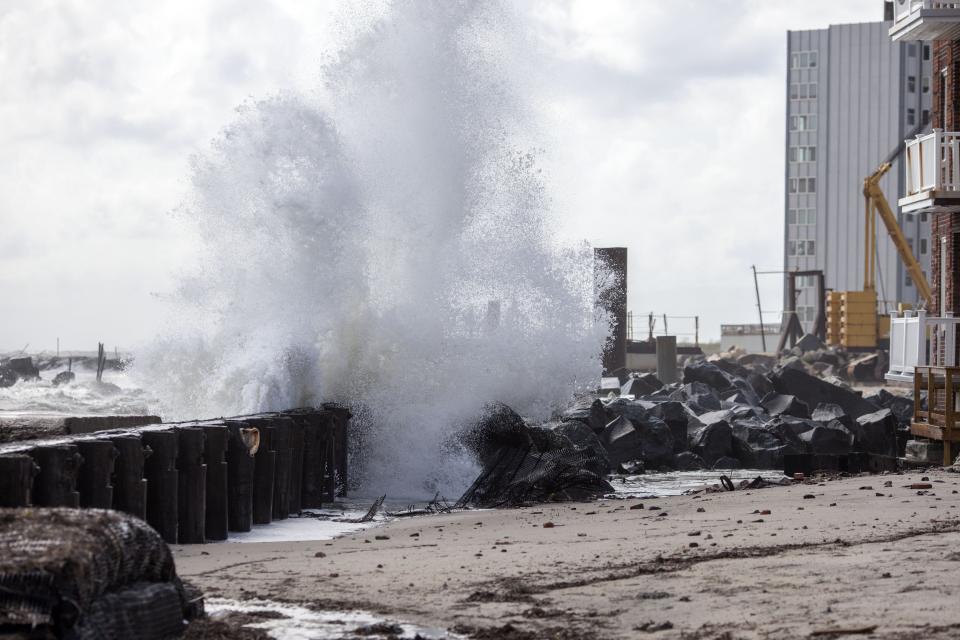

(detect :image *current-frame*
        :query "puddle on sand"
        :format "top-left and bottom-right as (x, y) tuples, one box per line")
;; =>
(205, 598), (463, 639)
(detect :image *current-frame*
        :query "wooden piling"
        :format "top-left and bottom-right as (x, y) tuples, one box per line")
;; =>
(246, 418), (276, 525)
(300, 411), (335, 508)
(142, 431), (179, 544)
(0, 455), (36, 507)
(200, 424), (230, 541)
(224, 420), (257, 532)
(30, 445), (82, 507)
(270, 417), (293, 520)
(76, 440), (118, 509)
(109, 435), (148, 519)
(326, 405), (352, 497)
(286, 416), (305, 514)
(176, 428), (207, 544)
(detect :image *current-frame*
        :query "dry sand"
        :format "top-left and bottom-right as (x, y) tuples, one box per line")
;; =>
(175, 470), (960, 639)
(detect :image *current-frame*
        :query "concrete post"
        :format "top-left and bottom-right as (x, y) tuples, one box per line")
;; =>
(595, 247), (628, 375)
(656, 335), (678, 384)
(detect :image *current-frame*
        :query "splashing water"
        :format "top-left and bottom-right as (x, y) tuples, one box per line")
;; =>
(137, 1), (609, 498)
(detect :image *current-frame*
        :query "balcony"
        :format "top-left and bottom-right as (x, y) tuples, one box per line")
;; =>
(887, 310), (960, 381)
(889, 0), (960, 41)
(899, 130), (960, 213)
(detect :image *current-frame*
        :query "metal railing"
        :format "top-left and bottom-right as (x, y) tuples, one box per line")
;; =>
(896, 0), (960, 23)
(888, 310), (960, 381)
(904, 130), (960, 197)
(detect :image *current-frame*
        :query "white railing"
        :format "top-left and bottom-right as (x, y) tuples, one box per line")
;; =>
(904, 130), (960, 197)
(887, 310), (960, 381)
(896, 0), (960, 23)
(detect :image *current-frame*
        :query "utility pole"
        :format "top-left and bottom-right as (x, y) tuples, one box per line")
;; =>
(752, 265), (767, 352)
(694, 316), (700, 347)
(648, 312), (654, 341)
(663, 314), (669, 336)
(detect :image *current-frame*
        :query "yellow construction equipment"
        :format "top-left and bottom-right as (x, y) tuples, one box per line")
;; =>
(825, 162), (932, 349)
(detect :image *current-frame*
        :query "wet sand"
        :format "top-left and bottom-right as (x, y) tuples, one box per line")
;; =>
(175, 470), (960, 639)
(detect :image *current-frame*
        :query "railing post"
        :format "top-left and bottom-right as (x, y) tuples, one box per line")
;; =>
(914, 369), (922, 423)
(946, 369), (955, 440)
(929, 368), (936, 420)
(947, 313), (957, 367)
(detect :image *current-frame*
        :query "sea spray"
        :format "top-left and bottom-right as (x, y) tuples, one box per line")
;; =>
(137, 0), (609, 498)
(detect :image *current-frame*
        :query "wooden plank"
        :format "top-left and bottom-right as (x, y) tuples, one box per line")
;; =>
(0, 455), (36, 507)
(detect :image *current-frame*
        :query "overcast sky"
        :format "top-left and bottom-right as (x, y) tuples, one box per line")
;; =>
(0, 0), (884, 352)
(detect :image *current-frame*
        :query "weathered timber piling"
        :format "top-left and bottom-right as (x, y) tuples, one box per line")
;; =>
(30, 445), (82, 507)
(76, 440), (118, 508)
(176, 428), (206, 544)
(287, 416), (305, 514)
(248, 418), (277, 525)
(224, 420), (257, 532)
(271, 417), (293, 520)
(110, 434), (148, 519)
(0, 407), (350, 544)
(142, 431), (179, 544)
(201, 424), (229, 541)
(0, 455), (36, 507)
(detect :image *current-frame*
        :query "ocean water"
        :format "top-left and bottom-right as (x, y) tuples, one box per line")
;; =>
(132, 0), (609, 500)
(0, 368), (152, 416)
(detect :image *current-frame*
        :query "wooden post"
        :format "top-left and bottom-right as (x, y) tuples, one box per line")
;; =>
(914, 369), (922, 422)
(270, 417), (292, 520)
(142, 431), (179, 544)
(0, 455), (37, 507)
(247, 418), (276, 525)
(201, 424), (229, 541)
(110, 435), (148, 519)
(326, 405), (352, 497)
(947, 368), (956, 466)
(300, 411), (333, 509)
(176, 428), (207, 544)
(76, 440), (118, 509)
(224, 421), (257, 532)
(287, 415), (305, 514)
(30, 445), (82, 507)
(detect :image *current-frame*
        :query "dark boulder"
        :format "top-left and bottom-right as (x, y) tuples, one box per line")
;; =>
(846, 352), (886, 383)
(644, 400), (689, 453)
(670, 382), (722, 414)
(690, 421), (733, 467)
(52, 371), (77, 387)
(0, 367), (16, 388)
(621, 377), (657, 398)
(795, 333), (825, 353)
(799, 422), (854, 456)
(737, 353), (777, 370)
(864, 389), (914, 428)
(761, 393), (810, 419)
(601, 415), (674, 467)
(810, 403), (852, 428)
(636, 373), (664, 391)
(712, 358), (752, 380)
(771, 367), (878, 420)
(673, 451), (705, 471)
(604, 398), (651, 425)
(7, 357), (39, 381)
(747, 372), (775, 399)
(562, 398), (608, 433)
(463, 403), (530, 464)
(731, 421), (796, 469)
(683, 361), (734, 392)
(853, 409), (898, 456)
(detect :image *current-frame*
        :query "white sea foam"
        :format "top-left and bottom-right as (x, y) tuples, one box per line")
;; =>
(134, 1), (608, 499)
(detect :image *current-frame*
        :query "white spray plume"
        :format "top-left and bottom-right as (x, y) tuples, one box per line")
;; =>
(137, 0), (609, 498)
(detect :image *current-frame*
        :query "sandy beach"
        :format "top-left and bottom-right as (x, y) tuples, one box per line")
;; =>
(175, 469), (960, 639)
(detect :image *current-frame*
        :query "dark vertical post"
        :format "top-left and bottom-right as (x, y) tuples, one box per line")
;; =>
(110, 435), (148, 519)
(30, 445), (82, 507)
(246, 418), (276, 525)
(176, 428), (207, 544)
(595, 247), (628, 374)
(0, 455), (37, 507)
(270, 417), (292, 520)
(224, 421), (258, 532)
(287, 415), (305, 514)
(300, 411), (332, 509)
(142, 431), (179, 544)
(324, 405), (352, 497)
(752, 264), (767, 351)
(201, 424), (229, 541)
(76, 440), (118, 508)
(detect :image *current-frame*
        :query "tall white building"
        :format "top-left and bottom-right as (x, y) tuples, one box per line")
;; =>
(785, 21), (932, 329)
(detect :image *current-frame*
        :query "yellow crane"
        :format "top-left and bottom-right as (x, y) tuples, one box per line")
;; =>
(826, 162), (932, 349)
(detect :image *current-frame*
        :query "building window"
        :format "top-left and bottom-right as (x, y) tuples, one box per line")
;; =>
(908, 108), (916, 126)
(788, 208), (817, 226)
(906, 273), (914, 288)
(806, 240), (816, 255)
(791, 51), (818, 69)
(790, 83), (818, 101)
(789, 146), (817, 163)
(921, 238), (928, 255)
(924, 44), (931, 60)
(789, 178), (816, 194)
(923, 109), (931, 125)
(788, 241), (796, 256)
(790, 240), (816, 256)
(921, 212), (928, 223)
(790, 115), (817, 131)
(923, 76), (930, 94)
(908, 75), (916, 93)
